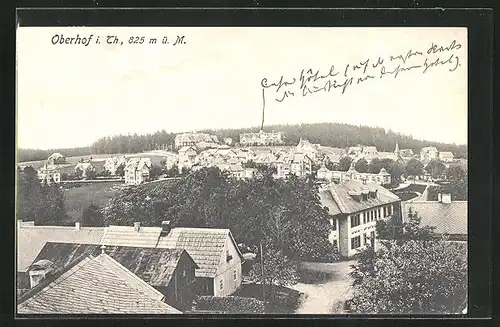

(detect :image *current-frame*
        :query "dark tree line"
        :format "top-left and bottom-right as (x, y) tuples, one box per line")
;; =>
(202, 123), (467, 156)
(17, 167), (67, 225)
(103, 167), (337, 264)
(90, 130), (177, 154)
(18, 123), (467, 162)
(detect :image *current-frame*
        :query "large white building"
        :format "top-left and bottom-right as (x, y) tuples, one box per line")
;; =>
(317, 163), (391, 185)
(239, 130), (284, 146)
(319, 180), (401, 258)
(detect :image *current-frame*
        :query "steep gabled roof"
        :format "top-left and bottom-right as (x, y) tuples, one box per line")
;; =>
(402, 201), (467, 235)
(17, 225), (105, 273)
(319, 180), (400, 215)
(18, 253), (181, 314)
(156, 228), (243, 278)
(33, 242), (198, 288)
(101, 226), (163, 248)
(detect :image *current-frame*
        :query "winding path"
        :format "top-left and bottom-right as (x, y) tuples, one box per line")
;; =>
(291, 260), (356, 314)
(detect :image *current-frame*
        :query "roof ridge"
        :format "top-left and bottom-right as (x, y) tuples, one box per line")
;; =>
(94, 253), (167, 303)
(18, 254), (93, 305)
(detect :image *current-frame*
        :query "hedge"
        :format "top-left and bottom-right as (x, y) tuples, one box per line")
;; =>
(192, 295), (265, 314)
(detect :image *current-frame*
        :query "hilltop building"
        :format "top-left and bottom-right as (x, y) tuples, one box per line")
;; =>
(175, 133), (219, 149)
(47, 153), (66, 165)
(239, 130), (284, 146)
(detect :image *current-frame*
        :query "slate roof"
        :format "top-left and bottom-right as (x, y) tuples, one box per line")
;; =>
(402, 201), (467, 235)
(17, 225), (105, 272)
(17, 253), (181, 314)
(101, 226), (163, 248)
(32, 242), (197, 288)
(156, 228), (243, 278)
(319, 180), (401, 215)
(439, 151), (454, 159)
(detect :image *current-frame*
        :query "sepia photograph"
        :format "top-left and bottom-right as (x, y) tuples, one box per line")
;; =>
(16, 24), (468, 315)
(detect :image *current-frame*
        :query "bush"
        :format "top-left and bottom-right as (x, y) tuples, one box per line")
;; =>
(192, 295), (265, 314)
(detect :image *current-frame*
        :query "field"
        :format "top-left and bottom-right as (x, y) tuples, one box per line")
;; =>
(62, 181), (123, 221)
(62, 177), (181, 222)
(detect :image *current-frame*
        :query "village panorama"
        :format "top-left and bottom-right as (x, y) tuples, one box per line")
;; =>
(16, 124), (468, 315)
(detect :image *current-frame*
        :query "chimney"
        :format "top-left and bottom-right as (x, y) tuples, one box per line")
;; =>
(161, 220), (171, 235)
(441, 192), (452, 204)
(134, 222), (141, 232)
(75, 222), (81, 230)
(101, 245), (106, 254)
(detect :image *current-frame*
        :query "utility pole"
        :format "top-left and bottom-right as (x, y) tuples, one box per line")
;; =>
(260, 240), (266, 306)
(260, 88), (265, 132)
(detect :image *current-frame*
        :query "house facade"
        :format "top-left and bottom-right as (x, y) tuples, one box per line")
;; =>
(317, 163), (391, 185)
(319, 180), (401, 258)
(420, 146), (439, 163)
(175, 133), (219, 149)
(74, 161), (95, 178)
(239, 130), (284, 146)
(104, 156), (127, 175)
(439, 151), (455, 162)
(37, 165), (61, 184)
(124, 158), (152, 185)
(275, 151), (313, 178)
(156, 227), (244, 297)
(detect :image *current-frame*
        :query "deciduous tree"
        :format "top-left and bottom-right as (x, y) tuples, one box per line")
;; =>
(355, 158), (369, 173)
(338, 156), (353, 171)
(405, 158), (424, 177)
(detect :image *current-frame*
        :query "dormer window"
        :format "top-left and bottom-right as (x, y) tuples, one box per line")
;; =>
(226, 251), (233, 262)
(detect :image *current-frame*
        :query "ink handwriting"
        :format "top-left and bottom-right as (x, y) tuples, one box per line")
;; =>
(260, 39), (463, 103)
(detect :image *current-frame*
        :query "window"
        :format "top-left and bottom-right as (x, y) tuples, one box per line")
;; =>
(383, 206), (387, 217)
(371, 211), (374, 221)
(388, 205), (392, 215)
(233, 269), (237, 281)
(351, 236), (361, 249)
(378, 208), (382, 219)
(331, 219), (337, 231)
(351, 214), (360, 228)
(364, 233), (369, 245)
(220, 279), (224, 290)
(362, 213), (367, 224)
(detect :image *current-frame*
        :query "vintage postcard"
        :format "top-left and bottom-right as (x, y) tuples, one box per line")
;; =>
(16, 25), (468, 315)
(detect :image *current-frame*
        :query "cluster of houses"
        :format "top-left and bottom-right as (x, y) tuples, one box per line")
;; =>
(17, 221), (244, 314)
(28, 132), (462, 188)
(16, 173), (467, 314)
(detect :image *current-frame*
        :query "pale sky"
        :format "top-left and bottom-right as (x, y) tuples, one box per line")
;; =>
(17, 27), (467, 149)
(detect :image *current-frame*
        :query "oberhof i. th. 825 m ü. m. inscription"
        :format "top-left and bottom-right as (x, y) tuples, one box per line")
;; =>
(50, 34), (187, 46)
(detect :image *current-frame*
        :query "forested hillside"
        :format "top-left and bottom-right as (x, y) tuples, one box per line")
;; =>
(18, 122), (467, 162)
